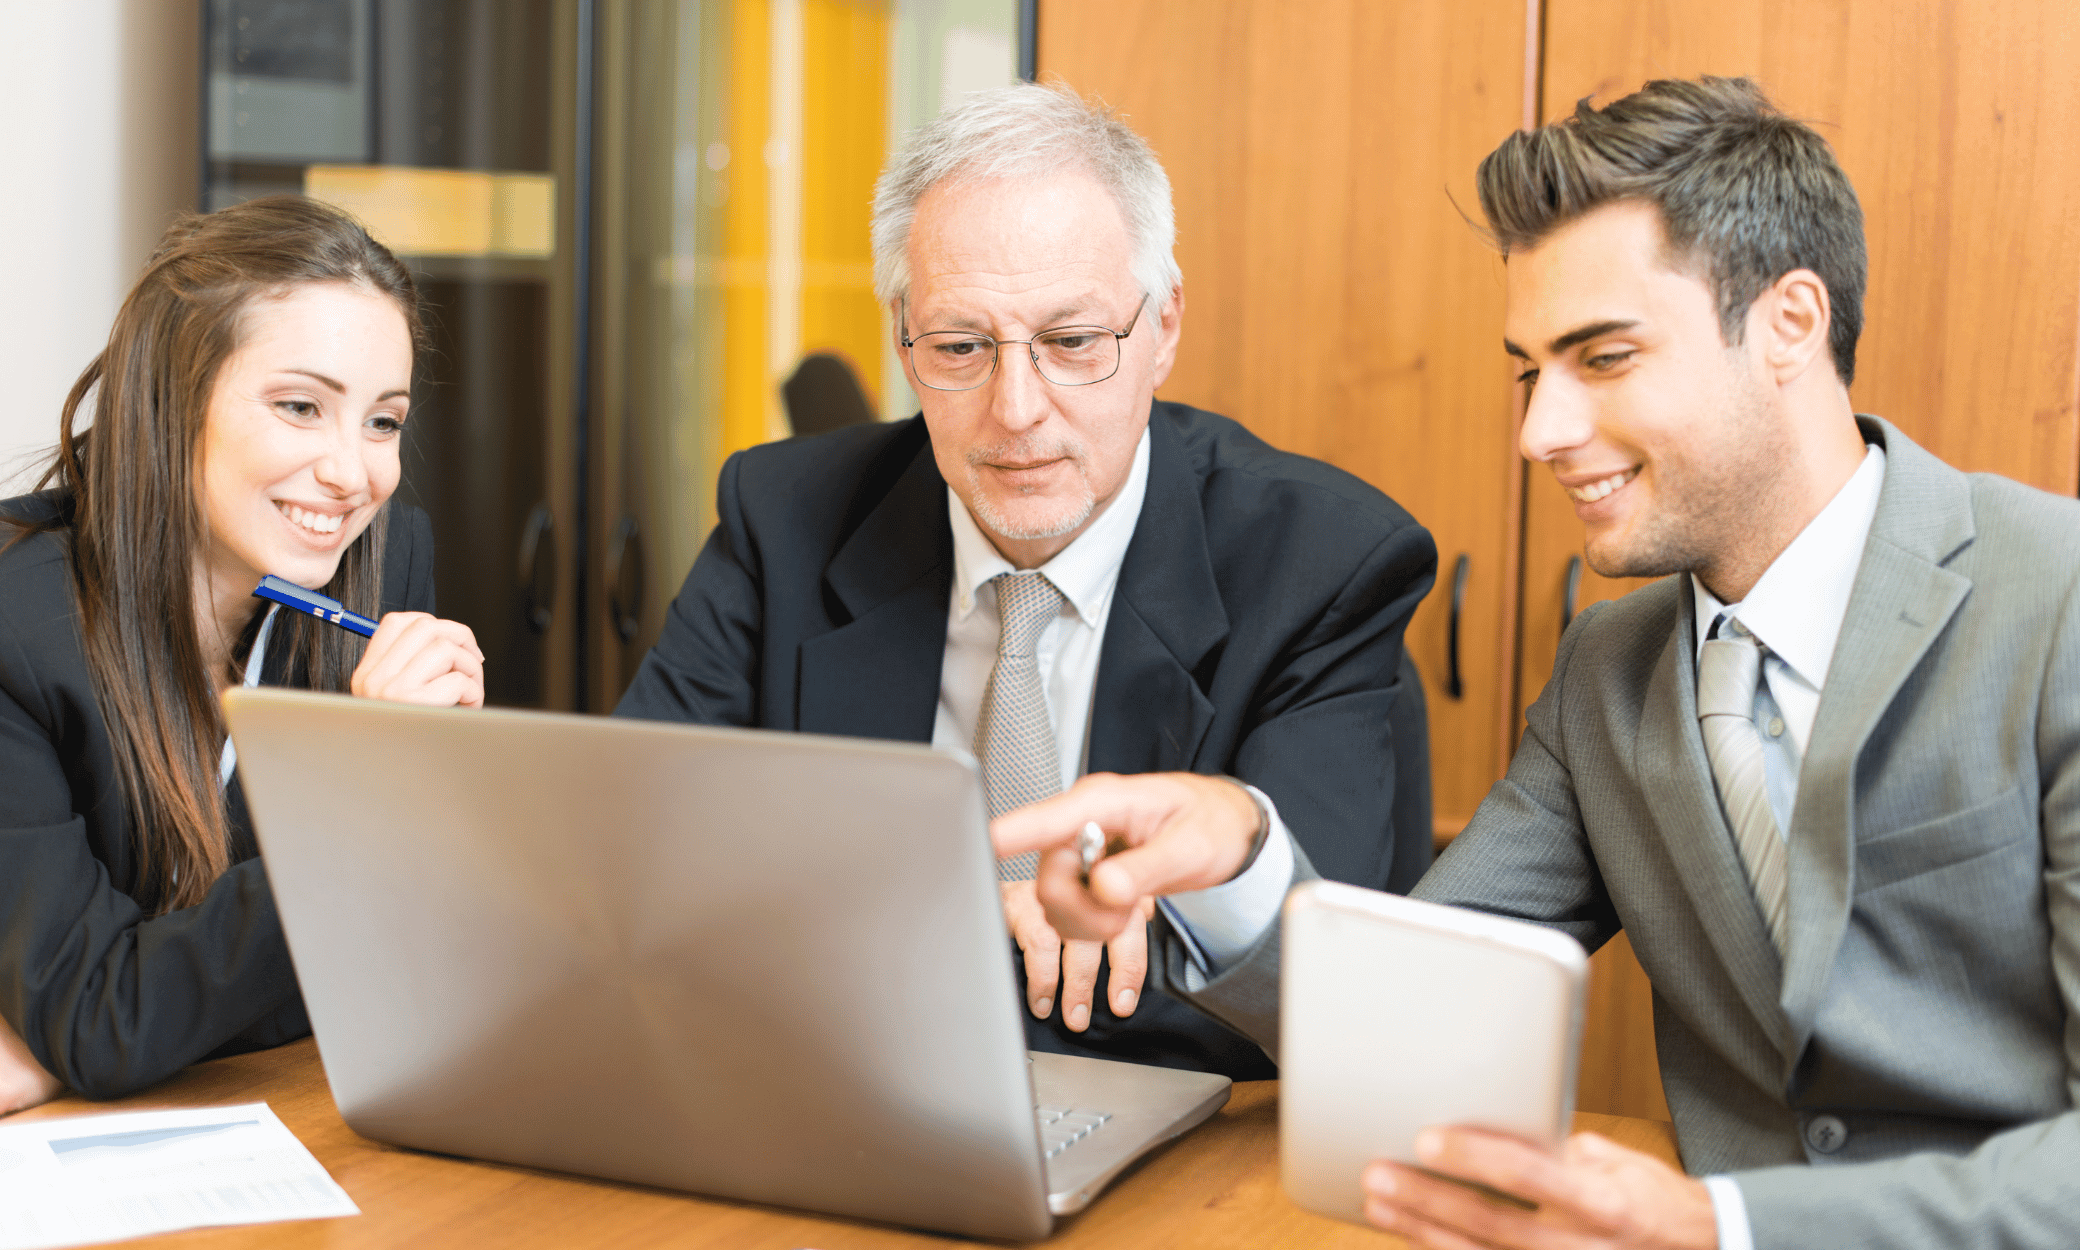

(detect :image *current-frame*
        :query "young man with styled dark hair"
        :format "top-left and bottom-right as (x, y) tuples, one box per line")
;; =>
(998, 76), (2080, 1249)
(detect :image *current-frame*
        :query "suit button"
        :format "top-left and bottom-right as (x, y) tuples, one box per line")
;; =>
(1805, 1114), (1848, 1154)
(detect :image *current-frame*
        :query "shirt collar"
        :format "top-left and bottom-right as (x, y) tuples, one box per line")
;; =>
(1691, 443), (1887, 688)
(948, 425), (1152, 625)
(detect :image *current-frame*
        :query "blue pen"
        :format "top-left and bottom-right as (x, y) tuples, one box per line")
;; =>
(252, 575), (380, 638)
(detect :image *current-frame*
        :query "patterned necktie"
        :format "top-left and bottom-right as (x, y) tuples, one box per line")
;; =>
(975, 572), (1067, 881)
(1696, 619), (1791, 955)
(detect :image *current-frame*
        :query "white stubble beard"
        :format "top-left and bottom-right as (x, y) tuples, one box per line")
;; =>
(962, 436), (1095, 541)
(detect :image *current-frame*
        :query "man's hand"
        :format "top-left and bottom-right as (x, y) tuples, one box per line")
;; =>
(990, 772), (1262, 943)
(351, 612), (486, 708)
(0, 1014), (62, 1117)
(1001, 881), (1154, 1030)
(1361, 1127), (1718, 1249)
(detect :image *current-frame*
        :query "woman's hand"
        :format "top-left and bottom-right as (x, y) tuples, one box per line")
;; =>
(350, 612), (485, 708)
(0, 1014), (62, 1116)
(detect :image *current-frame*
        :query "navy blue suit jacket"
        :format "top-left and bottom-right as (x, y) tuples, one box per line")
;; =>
(615, 402), (1435, 1077)
(0, 492), (438, 1096)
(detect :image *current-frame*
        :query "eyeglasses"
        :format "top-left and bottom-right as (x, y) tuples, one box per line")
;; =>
(899, 296), (1147, 392)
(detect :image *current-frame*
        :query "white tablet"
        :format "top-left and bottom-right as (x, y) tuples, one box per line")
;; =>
(1279, 879), (1588, 1225)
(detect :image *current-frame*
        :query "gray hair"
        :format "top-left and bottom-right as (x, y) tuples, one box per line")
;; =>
(870, 82), (1181, 306)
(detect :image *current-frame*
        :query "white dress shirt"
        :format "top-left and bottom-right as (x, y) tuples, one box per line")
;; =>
(1169, 445), (1888, 1249)
(1690, 446), (1888, 834)
(217, 604), (280, 789)
(930, 426), (1295, 973)
(933, 431), (1152, 793)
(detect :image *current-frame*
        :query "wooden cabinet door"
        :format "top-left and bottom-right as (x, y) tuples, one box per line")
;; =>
(1039, 0), (1534, 837)
(1526, 0), (2080, 1120)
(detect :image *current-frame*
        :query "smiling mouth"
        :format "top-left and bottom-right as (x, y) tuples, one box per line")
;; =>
(1566, 467), (1639, 503)
(276, 501), (345, 535)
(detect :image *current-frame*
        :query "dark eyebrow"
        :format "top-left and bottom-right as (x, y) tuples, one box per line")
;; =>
(1504, 320), (1641, 361)
(1550, 319), (1639, 355)
(285, 368), (347, 393)
(283, 369), (409, 404)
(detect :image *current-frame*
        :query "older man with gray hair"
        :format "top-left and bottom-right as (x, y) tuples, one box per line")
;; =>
(616, 83), (1436, 1077)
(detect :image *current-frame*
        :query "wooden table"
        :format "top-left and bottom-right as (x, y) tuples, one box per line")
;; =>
(10, 1040), (1680, 1248)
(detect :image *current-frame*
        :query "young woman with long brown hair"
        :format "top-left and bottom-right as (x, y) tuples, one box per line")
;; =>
(0, 196), (484, 1110)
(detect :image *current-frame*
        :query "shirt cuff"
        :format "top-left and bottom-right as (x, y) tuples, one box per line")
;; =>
(1157, 786), (1294, 978)
(1703, 1175), (1755, 1250)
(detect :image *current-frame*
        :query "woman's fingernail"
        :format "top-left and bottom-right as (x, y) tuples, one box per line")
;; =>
(1364, 1164), (1396, 1196)
(1032, 997), (1052, 1018)
(1115, 988), (1137, 1014)
(1068, 1003), (1089, 1030)
(1415, 1129), (1443, 1162)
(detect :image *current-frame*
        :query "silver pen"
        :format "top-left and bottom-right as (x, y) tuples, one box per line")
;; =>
(1078, 821), (1128, 888)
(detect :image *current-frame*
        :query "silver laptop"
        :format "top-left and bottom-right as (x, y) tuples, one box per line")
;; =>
(224, 688), (1229, 1241)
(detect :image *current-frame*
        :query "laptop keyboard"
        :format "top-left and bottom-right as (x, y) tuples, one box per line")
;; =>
(1035, 1105), (1113, 1159)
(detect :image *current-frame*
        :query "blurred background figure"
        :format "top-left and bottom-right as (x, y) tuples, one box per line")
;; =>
(783, 352), (879, 437)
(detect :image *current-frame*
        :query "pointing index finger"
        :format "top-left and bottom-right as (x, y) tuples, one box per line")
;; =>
(989, 773), (1151, 858)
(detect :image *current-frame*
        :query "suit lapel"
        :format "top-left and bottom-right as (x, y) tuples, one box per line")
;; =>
(1088, 409), (1226, 774)
(1637, 586), (1795, 1062)
(796, 433), (952, 742)
(1778, 419), (1975, 1058)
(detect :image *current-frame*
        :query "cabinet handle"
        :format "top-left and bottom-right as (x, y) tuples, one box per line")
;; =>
(1562, 554), (1583, 637)
(1445, 553), (1470, 700)
(517, 502), (556, 634)
(607, 515), (644, 643)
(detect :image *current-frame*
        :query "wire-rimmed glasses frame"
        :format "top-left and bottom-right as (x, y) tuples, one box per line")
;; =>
(898, 296), (1148, 392)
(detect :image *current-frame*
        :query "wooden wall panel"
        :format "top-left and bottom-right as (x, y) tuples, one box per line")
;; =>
(1039, 0), (1532, 835)
(1515, 505), (1652, 742)
(1577, 934), (1671, 1120)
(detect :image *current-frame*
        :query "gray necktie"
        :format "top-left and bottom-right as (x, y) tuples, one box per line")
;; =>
(1696, 619), (1791, 954)
(976, 572), (1067, 881)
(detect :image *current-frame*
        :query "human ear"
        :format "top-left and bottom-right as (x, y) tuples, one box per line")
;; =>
(1149, 285), (1185, 391)
(889, 298), (921, 390)
(1756, 268), (1832, 384)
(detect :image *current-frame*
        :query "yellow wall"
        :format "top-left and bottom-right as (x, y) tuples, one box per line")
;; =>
(800, 1), (891, 410)
(719, 0), (891, 463)
(719, 0), (773, 459)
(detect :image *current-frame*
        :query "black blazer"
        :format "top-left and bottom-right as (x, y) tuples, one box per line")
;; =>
(616, 402), (1437, 1078)
(0, 490), (438, 1097)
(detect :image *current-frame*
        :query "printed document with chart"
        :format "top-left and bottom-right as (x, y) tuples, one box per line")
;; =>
(0, 1101), (357, 1249)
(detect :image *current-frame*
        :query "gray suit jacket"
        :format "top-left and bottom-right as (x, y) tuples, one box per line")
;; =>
(1151, 417), (2080, 1249)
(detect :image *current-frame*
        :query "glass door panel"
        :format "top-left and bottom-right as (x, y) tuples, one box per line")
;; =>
(591, 0), (1024, 709)
(204, 0), (581, 709)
